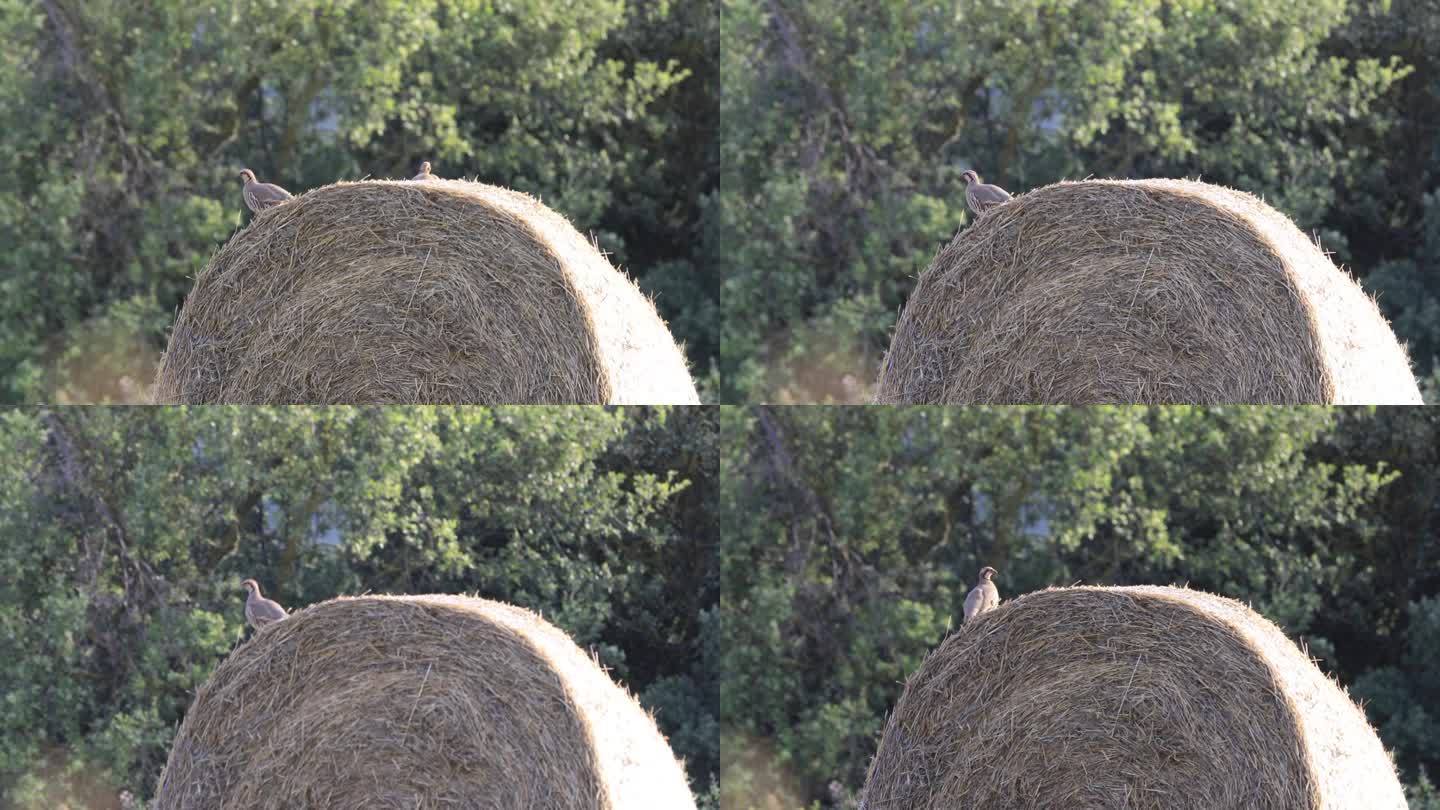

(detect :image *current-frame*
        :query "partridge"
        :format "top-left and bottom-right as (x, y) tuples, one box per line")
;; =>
(961, 170), (1012, 216)
(963, 566), (1000, 623)
(412, 161), (434, 181)
(242, 578), (288, 629)
(238, 169), (293, 213)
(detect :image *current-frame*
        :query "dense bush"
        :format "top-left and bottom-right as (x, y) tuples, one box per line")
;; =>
(721, 405), (1440, 807)
(0, 0), (718, 402)
(0, 405), (718, 806)
(721, 0), (1440, 403)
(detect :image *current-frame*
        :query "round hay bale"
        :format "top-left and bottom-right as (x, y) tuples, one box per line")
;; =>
(861, 585), (1404, 810)
(155, 595), (696, 810)
(875, 179), (1421, 404)
(154, 180), (699, 404)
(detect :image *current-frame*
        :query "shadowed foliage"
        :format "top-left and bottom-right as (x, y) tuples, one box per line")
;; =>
(721, 0), (1436, 403)
(0, 406), (718, 807)
(0, 0), (718, 403)
(721, 406), (1440, 808)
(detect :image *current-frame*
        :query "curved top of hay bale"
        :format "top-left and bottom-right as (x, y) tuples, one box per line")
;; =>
(875, 179), (1421, 404)
(155, 594), (696, 810)
(154, 180), (699, 404)
(861, 585), (1404, 810)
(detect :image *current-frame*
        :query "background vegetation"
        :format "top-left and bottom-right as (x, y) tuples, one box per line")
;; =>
(721, 405), (1440, 808)
(0, 405), (718, 808)
(0, 0), (718, 403)
(720, 0), (1440, 403)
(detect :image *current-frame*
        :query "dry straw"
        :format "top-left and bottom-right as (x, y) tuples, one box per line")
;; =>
(875, 179), (1421, 404)
(861, 585), (1405, 810)
(153, 180), (699, 404)
(154, 595), (696, 810)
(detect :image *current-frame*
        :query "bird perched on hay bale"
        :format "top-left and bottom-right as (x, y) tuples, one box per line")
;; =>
(153, 180), (700, 405)
(862, 585), (1407, 810)
(238, 169), (293, 213)
(242, 579), (288, 629)
(960, 169), (1012, 216)
(412, 161), (434, 181)
(963, 566), (1000, 622)
(876, 178), (1423, 405)
(154, 595), (697, 810)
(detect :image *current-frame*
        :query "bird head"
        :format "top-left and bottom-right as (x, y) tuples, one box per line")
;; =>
(960, 170), (980, 185)
(979, 566), (998, 580)
(241, 578), (260, 595)
(419, 161), (431, 173)
(238, 169), (256, 184)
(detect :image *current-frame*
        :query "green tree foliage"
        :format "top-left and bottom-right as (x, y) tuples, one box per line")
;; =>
(0, 405), (718, 806)
(720, 405), (1440, 808)
(720, 0), (1433, 403)
(0, 0), (717, 403)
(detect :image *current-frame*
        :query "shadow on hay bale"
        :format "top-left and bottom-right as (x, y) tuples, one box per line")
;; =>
(154, 595), (696, 810)
(875, 179), (1422, 404)
(860, 586), (1405, 810)
(153, 180), (699, 404)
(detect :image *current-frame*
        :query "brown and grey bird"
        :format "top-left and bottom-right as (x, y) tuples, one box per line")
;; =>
(961, 170), (1012, 216)
(238, 168), (292, 213)
(412, 160), (435, 181)
(242, 578), (288, 629)
(963, 566), (1000, 623)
